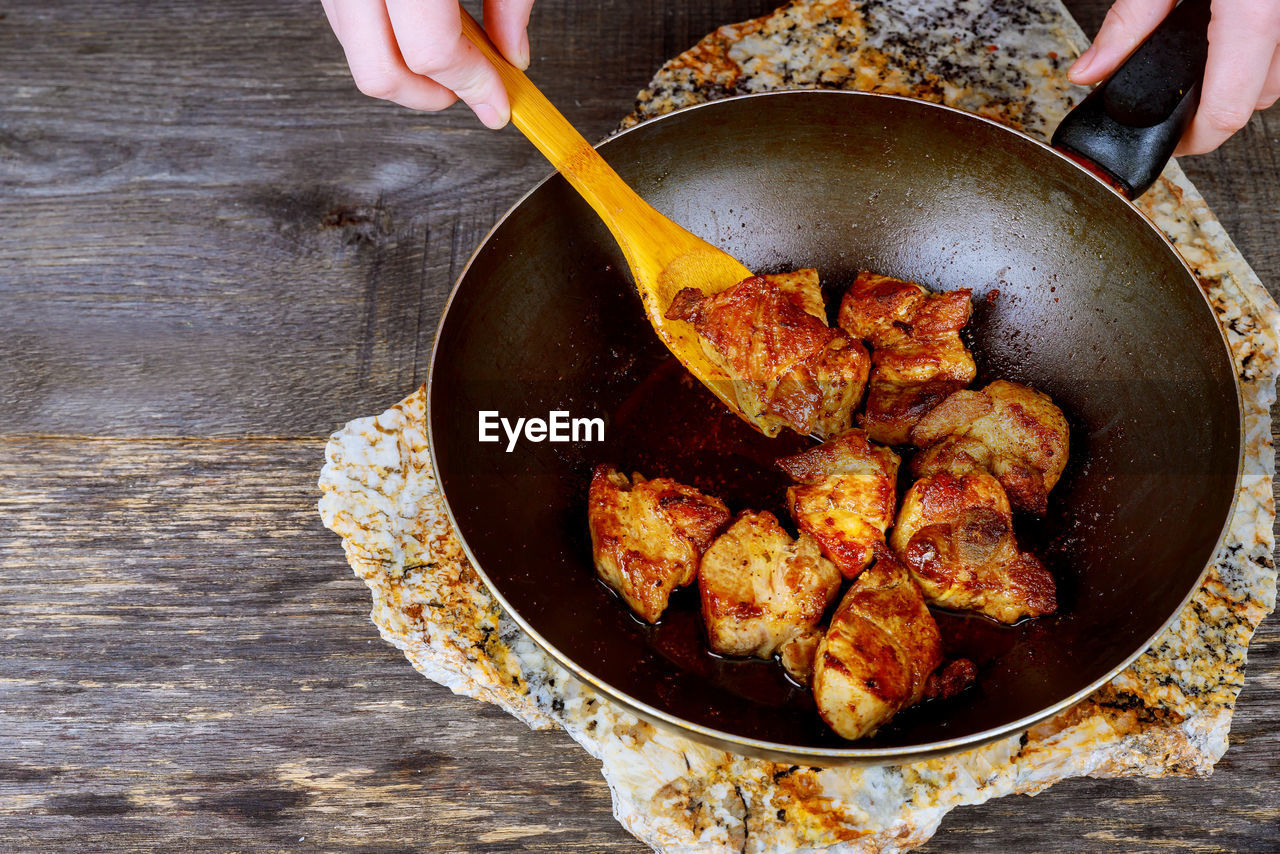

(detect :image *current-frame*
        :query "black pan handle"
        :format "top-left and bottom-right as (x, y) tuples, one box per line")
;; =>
(1051, 0), (1211, 198)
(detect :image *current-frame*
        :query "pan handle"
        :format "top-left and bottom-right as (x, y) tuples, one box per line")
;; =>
(1051, 0), (1211, 198)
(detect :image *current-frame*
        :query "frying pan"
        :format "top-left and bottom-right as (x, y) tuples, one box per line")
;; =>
(427, 0), (1242, 763)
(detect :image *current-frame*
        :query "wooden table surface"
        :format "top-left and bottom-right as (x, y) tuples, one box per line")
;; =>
(3, 1), (1278, 850)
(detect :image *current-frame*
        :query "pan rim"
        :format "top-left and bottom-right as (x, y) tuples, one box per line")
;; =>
(425, 89), (1246, 763)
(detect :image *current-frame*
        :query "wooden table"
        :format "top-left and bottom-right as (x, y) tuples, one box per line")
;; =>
(3, 1), (1277, 850)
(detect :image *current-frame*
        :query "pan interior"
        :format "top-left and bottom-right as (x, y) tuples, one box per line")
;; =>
(430, 92), (1239, 754)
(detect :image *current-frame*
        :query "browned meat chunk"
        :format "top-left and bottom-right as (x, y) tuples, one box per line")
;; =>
(666, 272), (870, 440)
(890, 472), (1056, 623)
(587, 465), (731, 623)
(699, 511), (842, 682)
(910, 380), (1070, 515)
(813, 547), (955, 740)
(776, 429), (901, 579)
(837, 271), (976, 444)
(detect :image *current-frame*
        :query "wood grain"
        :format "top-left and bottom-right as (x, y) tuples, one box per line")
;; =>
(1, 0), (1277, 851)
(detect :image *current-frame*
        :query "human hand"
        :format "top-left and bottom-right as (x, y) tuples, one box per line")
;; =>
(1068, 0), (1280, 155)
(322, 0), (535, 129)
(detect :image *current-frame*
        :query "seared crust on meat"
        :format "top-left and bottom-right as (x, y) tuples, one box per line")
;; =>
(588, 465), (731, 623)
(666, 274), (870, 439)
(812, 546), (943, 740)
(838, 271), (976, 445)
(890, 471), (1056, 623)
(699, 511), (842, 682)
(776, 429), (901, 579)
(911, 380), (1069, 515)
(837, 272), (930, 344)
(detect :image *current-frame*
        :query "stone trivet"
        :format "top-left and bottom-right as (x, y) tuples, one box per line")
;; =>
(318, 1), (1280, 850)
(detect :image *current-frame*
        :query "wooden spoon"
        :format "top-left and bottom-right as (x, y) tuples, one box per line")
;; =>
(458, 12), (759, 429)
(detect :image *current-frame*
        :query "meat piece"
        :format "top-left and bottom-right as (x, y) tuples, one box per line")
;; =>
(776, 429), (901, 579)
(836, 271), (930, 345)
(837, 271), (976, 444)
(666, 273), (870, 439)
(699, 511), (842, 681)
(910, 380), (1070, 515)
(889, 472), (1056, 623)
(587, 465), (731, 623)
(812, 547), (947, 740)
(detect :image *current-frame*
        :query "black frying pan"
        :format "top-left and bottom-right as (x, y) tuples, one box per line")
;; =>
(427, 0), (1241, 763)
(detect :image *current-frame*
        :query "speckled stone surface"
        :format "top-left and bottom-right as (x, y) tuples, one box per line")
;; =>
(318, 1), (1280, 850)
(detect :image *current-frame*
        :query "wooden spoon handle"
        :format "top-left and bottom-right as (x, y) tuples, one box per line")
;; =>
(458, 10), (651, 255)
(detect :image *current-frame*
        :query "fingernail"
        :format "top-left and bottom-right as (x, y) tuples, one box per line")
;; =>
(514, 31), (530, 70)
(473, 103), (508, 129)
(1068, 46), (1096, 82)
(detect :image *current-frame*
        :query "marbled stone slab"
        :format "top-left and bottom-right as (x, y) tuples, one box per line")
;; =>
(319, 1), (1280, 850)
